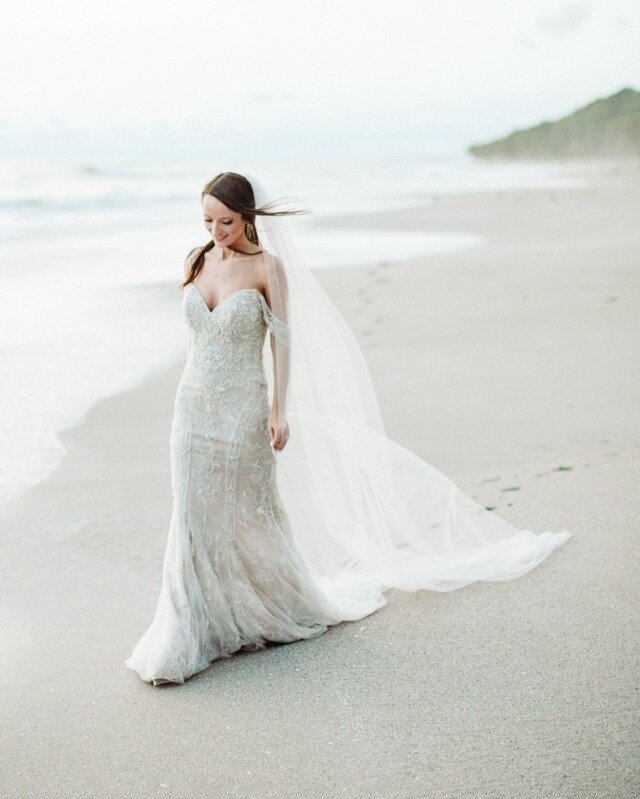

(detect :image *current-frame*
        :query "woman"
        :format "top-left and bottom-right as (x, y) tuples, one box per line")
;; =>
(126, 172), (572, 686)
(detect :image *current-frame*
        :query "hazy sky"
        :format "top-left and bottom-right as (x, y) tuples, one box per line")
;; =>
(1, 0), (638, 155)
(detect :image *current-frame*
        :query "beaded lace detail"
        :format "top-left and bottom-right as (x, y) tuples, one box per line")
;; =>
(125, 283), (344, 685)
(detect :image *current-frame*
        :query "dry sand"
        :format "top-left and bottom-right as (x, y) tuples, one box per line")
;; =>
(1, 161), (638, 798)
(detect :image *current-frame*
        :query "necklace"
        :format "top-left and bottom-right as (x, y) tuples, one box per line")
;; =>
(209, 247), (263, 260)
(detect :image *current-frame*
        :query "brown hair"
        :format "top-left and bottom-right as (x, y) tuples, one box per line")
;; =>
(181, 171), (309, 289)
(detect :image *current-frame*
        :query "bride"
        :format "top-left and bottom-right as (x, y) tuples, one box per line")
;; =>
(125, 171), (572, 686)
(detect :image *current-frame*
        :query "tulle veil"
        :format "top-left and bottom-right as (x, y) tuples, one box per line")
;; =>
(243, 171), (572, 620)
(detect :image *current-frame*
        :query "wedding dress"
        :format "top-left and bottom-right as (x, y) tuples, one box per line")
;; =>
(126, 172), (572, 687)
(125, 281), (359, 685)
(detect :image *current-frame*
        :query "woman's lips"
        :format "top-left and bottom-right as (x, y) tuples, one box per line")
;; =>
(216, 236), (227, 241)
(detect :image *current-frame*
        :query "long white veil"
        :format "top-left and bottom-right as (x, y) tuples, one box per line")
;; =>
(246, 171), (572, 620)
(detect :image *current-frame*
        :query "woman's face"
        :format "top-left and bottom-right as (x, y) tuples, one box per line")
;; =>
(202, 194), (246, 247)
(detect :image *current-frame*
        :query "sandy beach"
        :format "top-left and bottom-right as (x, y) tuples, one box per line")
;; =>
(1, 162), (638, 798)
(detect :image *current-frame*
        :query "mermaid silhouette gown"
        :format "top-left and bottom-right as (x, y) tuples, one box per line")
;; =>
(125, 282), (350, 685)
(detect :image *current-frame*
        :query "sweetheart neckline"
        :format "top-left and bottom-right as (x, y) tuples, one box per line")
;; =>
(189, 284), (263, 315)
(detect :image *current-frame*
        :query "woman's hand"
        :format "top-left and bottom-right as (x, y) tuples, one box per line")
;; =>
(268, 406), (289, 451)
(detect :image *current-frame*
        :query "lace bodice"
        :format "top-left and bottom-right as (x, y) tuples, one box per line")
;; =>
(181, 283), (289, 391)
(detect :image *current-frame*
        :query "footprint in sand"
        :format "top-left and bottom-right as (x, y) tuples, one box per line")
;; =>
(479, 476), (501, 484)
(501, 486), (521, 493)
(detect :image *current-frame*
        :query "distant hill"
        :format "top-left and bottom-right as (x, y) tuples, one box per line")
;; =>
(468, 87), (640, 160)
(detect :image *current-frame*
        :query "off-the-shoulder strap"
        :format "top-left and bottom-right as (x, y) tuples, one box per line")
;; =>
(257, 292), (291, 348)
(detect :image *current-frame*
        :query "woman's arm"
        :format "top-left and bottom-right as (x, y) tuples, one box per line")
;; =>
(261, 255), (290, 450)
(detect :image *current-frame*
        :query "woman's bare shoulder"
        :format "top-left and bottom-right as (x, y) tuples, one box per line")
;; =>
(260, 248), (285, 272)
(252, 248), (271, 296)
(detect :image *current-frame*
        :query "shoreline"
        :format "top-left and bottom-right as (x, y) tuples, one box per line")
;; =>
(4, 164), (638, 532)
(10, 161), (640, 506)
(3, 157), (635, 511)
